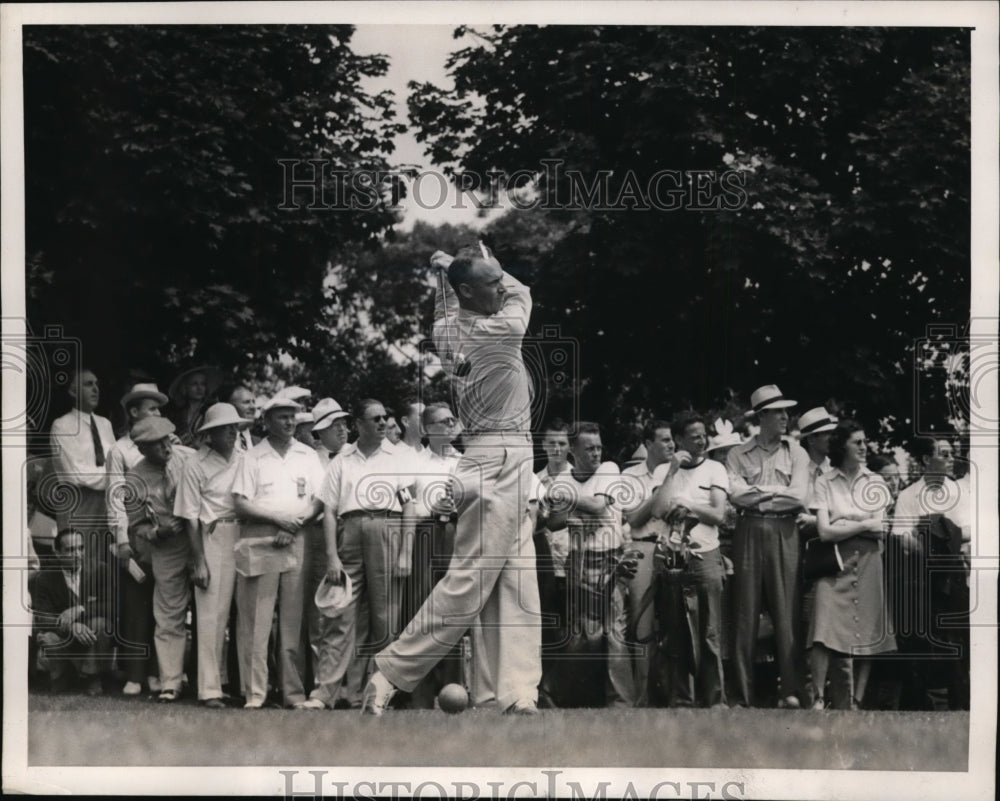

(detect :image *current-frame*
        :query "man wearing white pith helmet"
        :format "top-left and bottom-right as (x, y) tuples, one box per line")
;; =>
(173, 403), (252, 708)
(725, 384), (810, 708)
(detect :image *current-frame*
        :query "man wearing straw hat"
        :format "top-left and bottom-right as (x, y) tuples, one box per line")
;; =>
(231, 396), (325, 709)
(173, 403), (251, 708)
(725, 384), (810, 708)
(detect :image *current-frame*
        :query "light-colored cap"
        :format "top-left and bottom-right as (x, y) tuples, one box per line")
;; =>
(197, 402), (252, 432)
(131, 416), (176, 444)
(746, 384), (797, 415)
(311, 398), (350, 432)
(294, 412), (314, 426)
(120, 383), (168, 410)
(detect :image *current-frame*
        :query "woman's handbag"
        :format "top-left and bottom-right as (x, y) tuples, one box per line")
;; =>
(802, 537), (843, 581)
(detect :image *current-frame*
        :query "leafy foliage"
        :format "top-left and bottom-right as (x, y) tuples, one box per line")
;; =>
(25, 25), (405, 413)
(407, 26), (971, 447)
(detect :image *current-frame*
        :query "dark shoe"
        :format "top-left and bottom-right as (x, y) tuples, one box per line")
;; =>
(333, 698), (352, 710)
(85, 677), (104, 697)
(202, 698), (226, 709)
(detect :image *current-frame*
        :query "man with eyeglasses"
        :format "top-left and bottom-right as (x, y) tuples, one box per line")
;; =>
(397, 402), (464, 707)
(364, 243), (542, 716)
(312, 398), (416, 709)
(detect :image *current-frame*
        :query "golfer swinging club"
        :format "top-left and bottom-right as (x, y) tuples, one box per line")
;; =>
(362, 242), (543, 715)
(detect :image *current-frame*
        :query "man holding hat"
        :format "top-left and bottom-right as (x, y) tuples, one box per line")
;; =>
(725, 384), (810, 708)
(173, 403), (251, 708)
(122, 416), (193, 702)
(232, 395), (325, 709)
(299, 398), (351, 705)
(313, 398), (416, 710)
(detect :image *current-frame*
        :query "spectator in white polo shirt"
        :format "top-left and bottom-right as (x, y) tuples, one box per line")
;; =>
(650, 411), (730, 708)
(232, 396), (325, 709)
(173, 403), (252, 708)
(548, 421), (634, 707)
(311, 398), (415, 709)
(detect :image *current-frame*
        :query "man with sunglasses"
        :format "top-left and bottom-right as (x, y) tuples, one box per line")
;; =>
(364, 243), (542, 716)
(313, 398), (416, 709)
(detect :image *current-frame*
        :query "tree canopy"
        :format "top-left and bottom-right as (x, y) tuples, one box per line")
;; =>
(25, 24), (404, 418)
(406, 26), (971, 446)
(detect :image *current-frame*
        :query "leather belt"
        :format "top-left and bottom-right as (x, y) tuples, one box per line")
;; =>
(339, 510), (402, 521)
(738, 510), (798, 520)
(208, 517), (239, 534)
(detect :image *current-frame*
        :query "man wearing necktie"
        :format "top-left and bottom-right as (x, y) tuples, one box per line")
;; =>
(49, 368), (116, 572)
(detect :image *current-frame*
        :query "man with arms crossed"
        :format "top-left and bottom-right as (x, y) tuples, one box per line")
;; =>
(362, 243), (542, 715)
(726, 384), (809, 708)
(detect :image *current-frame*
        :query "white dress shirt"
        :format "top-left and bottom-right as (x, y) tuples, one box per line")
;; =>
(50, 409), (115, 491)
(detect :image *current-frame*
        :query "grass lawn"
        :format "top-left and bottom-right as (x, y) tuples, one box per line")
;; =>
(28, 692), (968, 770)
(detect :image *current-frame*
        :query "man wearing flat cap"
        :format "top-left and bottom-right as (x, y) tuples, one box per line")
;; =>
(106, 382), (191, 695)
(725, 384), (810, 709)
(123, 416), (193, 702)
(232, 396), (325, 709)
(174, 403), (251, 708)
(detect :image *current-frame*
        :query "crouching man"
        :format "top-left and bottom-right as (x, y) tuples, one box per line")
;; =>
(32, 528), (114, 694)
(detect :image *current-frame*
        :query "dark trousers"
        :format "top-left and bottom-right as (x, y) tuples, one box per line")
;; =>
(403, 519), (462, 708)
(731, 515), (802, 706)
(115, 563), (158, 683)
(658, 548), (727, 707)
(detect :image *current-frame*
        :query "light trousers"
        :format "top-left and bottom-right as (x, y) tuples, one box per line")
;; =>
(376, 434), (542, 710)
(308, 514), (403, 706)
(236, 534), (306, 706)
(151, 533), (192, 692)
(194, 521), (237, 700)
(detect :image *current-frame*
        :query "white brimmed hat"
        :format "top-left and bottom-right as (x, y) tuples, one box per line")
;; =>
(314, 571), (352, 618)
(294, 412), (314, 426)
(261, 396), (302, 414)
(197, 402), (252, 433)
(120, 382), (169, 410)
(311, 398), (350, 432)
(746, 384), (797, 416)
(798, 407), (838, 437)
(707, 418), (743, 453)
